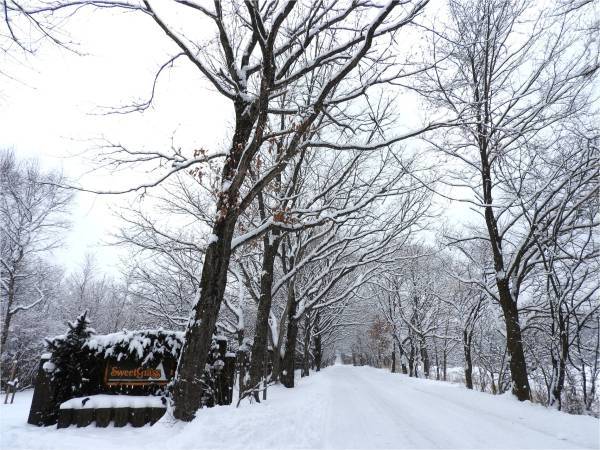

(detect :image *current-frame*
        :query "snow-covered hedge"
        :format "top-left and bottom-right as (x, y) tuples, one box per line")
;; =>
(31, 313), (235, 427)
(83, 329), (185, 366)
(43, 318), (186, 401)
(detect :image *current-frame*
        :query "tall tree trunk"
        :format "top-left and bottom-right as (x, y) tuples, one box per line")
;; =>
(397, 340), (408, 374)
(478, 99), (531, 400)
(586, 319), (600, 412)
(442, 348), (447, 381)
(248, 231), (280, 401)
(271, 311), (287, 383)
(421, 341), (430, 378)
(464, 329), (474, 390)
(497, 282), (531, 401)
(408, 341), (415, 377)
(314, 317), (322, 372)
(171, 109), (254, 421)
(271, 344), (282, 382)
(301, 316), (311, 377)
(433, 337), (440, 380)
(281, 285), (298, 388)
(171, 215), (236, 420)
(1, 277), (15, 353)
(301, 351), (309, 377)
(550, 310), (568, 410)
(281, 318), (298, 387)
(442, 318), (449, 381)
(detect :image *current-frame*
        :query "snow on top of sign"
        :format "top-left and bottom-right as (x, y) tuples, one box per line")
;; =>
(42, 361), (56, 372)
(59, 394), (166, 410)
(84, 329), (185, 363)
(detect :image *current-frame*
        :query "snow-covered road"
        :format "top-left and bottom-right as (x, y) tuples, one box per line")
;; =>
(324, 365), (598, 449)
(1, 364), (598, 449)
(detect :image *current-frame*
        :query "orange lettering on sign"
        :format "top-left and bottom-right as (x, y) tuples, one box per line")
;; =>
(108, 366), (161, 379)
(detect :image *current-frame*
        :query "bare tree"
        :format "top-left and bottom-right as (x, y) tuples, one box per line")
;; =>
(522, 170), (599, 410)
(19, 0), (442, 420)
(0, 149), (72, 354)
(447, 265), (488, 389)
(418, 0), (599, 400)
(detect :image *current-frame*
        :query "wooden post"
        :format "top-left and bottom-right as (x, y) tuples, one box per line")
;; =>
(223, 353), (236, 405)
(4, 360), (17, 404)
(113, 408), (129, 427)
(95, 408), (111, 427)
(237, 348), (248, 402)
(129, 408), (146, 427)
(74, 409), (94, 427)
(148, 407), (166, 425)
(57, 409), (73, 428)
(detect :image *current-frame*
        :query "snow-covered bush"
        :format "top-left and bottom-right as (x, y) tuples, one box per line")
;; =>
(85, 328), (185, 366)
(44, 312), (97, 408)
(40, 315), (234, 410)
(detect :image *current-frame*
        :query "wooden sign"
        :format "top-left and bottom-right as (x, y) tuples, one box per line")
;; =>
(103, 361), (173, 386)
(29, 327), (236, 427)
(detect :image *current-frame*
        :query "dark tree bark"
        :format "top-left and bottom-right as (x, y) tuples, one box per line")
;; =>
(314, 315), (322, 372)
(247, 228), (280, 401)
(408, 340), (415, 377)
(271, 343), (282, 382)
(474, 79), (531, 400)
(301, 315), (311, 377)
(549, 305), (569, 409)
(281, 319), (298, 387)
(171, 108), (255, 421)
(479, 133), (531, 400)
(586, 320), (600, 412)
(496, 283), (531, 401)
(420, 341), (430, 378)
(281, 285), (298, 388)
(442, 350), (447, 381)
(397, 340), (408, 374)
(1, 276), (16, 352)
(463, 329), (474, 390)
(170, 215), (236, 419)
(301, 354), (309, 377)
(433, 338), (440, 380)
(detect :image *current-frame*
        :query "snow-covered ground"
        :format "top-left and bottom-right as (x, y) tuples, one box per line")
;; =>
(1, 364), (598, 449)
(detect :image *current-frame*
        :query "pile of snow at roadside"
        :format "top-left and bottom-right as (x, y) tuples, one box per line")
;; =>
(1, 365), (598, 449)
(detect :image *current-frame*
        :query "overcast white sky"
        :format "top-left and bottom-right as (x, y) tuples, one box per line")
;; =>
(1, 8), (236, 272)
(1, 4), (469, 275)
